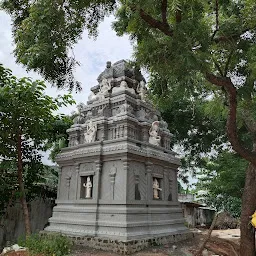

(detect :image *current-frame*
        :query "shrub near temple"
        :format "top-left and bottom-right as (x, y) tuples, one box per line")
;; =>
(18, 234), (72, 256)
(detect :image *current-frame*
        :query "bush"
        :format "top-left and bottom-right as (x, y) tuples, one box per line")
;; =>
(18, 233), (72, 256)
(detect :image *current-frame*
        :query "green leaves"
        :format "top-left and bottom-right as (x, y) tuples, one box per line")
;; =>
(0, 64), (74, 214)
(18, 233), (72, 256)
(197, 151), (247, 217)
(1, 0), (116, 90)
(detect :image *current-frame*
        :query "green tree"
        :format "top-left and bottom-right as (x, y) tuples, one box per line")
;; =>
(197, 151), (247, 217)
(46, 115), (73, 162)
(1, 0), (116, 90)
(113, 2), (256, 254)
(0, 64), (74, 236)
(3, 0), (256, 254)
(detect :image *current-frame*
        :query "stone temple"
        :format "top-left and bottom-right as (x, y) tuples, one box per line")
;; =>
(45, 60), (190, 253)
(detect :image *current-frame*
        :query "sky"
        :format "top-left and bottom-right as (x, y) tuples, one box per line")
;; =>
(0, 11), (133, 114)
(0, 10), (196, 188)
(0, 10), (134, 164)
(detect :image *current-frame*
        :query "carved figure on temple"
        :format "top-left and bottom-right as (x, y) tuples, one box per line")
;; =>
(98, 105), (107, 116)
(84, 120), (97, 143)
(83, 176), (93, 198)
(118, 102), (133, 115)
(97, 78), (111, 100)
(69, 136), (79, 146)
(137, 80), (147, 101)
(88, 91), (97, 102)
(112, 80), (135, 94)
(72, 103), (85, 125)
(137, 108), (146, 121)
(153, 178), (162, 199)
(86, 110), (92, 119)
(149, 121), (161, 146)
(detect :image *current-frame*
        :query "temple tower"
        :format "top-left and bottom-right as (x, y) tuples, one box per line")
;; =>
(45, 60), (189, 253)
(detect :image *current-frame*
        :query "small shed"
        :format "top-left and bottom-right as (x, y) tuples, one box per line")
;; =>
(179, 194), (215, 227)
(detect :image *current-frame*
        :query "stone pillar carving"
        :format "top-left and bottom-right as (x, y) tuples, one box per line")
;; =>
(133, 169), (141, 200)
(123, 124), (128, 137)
(94, 160), (102, 201)
(146, 162), (153, 201)
(123, 160), (129, 201)
(173, 170), (178, 201)
(169, 177), (174, 201)
(163, 168), (169, 201)
(162, 135), (170, 150)
(65, 172), (72, 200)
(100, 122), (108, 141)
(141, 125), (149, 142)
(74, 163), (80, 199)
(57, 167), (62, 200)
(109, 164), (117, 200)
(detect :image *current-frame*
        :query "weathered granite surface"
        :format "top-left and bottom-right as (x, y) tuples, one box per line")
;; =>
(45, 60), (189, 252)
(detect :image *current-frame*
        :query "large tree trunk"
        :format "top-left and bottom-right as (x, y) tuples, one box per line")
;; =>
(205, 74), (256, 255)
(240, 163), (256, 255)
(17, 132), (31, 236)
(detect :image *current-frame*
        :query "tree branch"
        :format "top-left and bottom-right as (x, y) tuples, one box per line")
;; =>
(194, 212), (219, 256)
(139, 8), (173, 37)
(212, 58), (224, 77)
(213, 28), (250, 43)
(215, 0), (219, 31)
(175, 10), (182, 23)
(210, 0), (219, 40)
(242, 110), (256, 152)
(161, 0), (168, 24)
(224, 49), (234, 76)
(206, 72), (256, 164)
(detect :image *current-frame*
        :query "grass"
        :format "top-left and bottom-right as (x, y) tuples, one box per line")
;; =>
(18, 233), (72, 256)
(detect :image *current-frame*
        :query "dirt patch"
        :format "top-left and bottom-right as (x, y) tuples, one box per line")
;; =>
(4, 251), (43, 256)
(205, 237), (239, 256)
(4, 252), (28, 256)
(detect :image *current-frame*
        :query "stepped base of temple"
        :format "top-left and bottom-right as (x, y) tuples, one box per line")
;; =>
(45, 201), (190, 253)
(43, 230), (192, 254)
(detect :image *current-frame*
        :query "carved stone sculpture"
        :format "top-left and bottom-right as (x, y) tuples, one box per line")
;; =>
(83, 176), (93, 198)
(86, 110), (93, 119)
(97, 105), (107, 116)
(69, 136), (79, 146)
(112, 80), (135, 94)
(149, 121), (161, 146)
(153, 178), (162, 199)
(137, 108), (146, 121)
(73, 103), (85, 125)
(117, 102), (133, 115)
(137, 81), (147, 101)
(88, 91), (97, 102)
(84, 120), (97, 143)
(97, 78), (111, 100)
